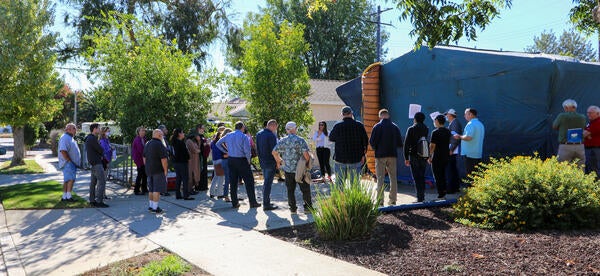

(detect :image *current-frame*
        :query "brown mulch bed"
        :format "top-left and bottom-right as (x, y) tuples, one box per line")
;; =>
(265, 207), (600, 275)
(80, 248), (211, 276)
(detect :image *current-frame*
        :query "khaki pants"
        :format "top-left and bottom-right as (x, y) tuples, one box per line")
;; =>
(375, 157), (398, 205)
(557, 144), (585, 168)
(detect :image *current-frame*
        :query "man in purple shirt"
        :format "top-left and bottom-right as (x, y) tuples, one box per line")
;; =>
(132, 126), (148, 195)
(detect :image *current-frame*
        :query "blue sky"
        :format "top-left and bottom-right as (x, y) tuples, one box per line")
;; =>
(59, 0), (595, 91)
(224, 0), (594, 57)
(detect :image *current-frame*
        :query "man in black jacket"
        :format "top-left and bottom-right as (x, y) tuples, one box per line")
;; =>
(329, 106), (368, 186)
(403, 112), (429, 202)
(369, 109), (403, 206)
(85, 123), (108, 208)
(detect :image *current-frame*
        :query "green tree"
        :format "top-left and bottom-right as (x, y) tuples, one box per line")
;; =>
(261, 0), (386, 80)
(570, 0), (600, 61)
(0, 0), (62, 166)
(570, 0), (600, 35)
(393, 0), (512, 48)
(238, 14), (313, 133)
(525, 29), (597, 61)
(84, 12), (212, 140)
(44, 85), (99, 132)
(60, 0), (236, 69)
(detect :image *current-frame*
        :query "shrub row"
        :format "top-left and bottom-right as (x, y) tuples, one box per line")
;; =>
(454, 155), (600, 231)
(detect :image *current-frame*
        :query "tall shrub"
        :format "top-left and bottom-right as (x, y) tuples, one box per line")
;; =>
(454, 155), (600, 231)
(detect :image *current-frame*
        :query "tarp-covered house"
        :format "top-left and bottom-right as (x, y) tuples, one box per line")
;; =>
(336, 46), (600, 180)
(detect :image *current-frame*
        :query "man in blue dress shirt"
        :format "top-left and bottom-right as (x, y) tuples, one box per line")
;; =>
(216, 121), (261, 209)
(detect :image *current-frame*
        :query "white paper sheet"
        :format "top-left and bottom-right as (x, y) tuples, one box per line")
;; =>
(408, 104), (421, 119)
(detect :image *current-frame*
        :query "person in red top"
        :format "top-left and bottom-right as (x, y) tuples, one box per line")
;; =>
(584, 105), (600, 179)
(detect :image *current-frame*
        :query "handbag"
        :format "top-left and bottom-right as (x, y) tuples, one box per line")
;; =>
(214, 163), (224, 176)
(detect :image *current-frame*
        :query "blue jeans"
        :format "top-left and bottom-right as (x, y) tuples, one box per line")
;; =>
(585, 147), (600, 179)
(409, 156), (427, 202)
(222, 158), (230, 197)
(334, 161), (363, 187)
(261, 164), (276, 205)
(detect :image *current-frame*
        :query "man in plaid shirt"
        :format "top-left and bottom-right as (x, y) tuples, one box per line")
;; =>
(329, 106), (368, 186)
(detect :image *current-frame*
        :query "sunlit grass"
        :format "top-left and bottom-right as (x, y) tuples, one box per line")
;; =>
(0, 159), (44, 174)
(0, 180), (88, 209)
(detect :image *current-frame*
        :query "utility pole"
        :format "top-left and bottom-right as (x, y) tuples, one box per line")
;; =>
(74, 90), (78, 126)
(368, 6), (393, 62)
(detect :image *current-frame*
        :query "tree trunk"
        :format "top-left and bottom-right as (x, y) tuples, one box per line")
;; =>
(10, 126), (26, 167)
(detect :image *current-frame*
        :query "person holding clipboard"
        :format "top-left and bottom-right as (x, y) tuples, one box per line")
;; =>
(552, 99), (587, 168)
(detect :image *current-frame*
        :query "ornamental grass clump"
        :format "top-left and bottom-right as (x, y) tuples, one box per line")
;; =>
(454, 155), (600, 231)
(313, 173), (380, 240)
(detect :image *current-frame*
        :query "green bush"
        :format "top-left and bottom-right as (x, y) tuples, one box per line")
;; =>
(140, 254), (191, 276)
(454, 155), (600, 231)
(313, 173), (380, 240)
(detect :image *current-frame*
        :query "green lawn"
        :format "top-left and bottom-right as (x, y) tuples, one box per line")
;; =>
(0, 180), (89, 209)
(0, 159), (45, 174)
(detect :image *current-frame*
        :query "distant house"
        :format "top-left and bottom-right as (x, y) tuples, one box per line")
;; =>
(208, 79), (347, 134)
(306, 79), (346, 135)
(208, 97), (249, 123)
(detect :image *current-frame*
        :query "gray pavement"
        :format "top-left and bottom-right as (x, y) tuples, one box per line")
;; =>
(0, 140), (456, 275)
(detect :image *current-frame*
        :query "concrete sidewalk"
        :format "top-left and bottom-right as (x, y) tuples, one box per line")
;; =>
(0, 145), (456, 275)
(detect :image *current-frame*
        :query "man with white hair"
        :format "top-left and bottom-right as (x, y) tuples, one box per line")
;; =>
(272, 122), (312, 214)
(584, 105), (600, 178)
(58, 123), (81, 201)
(552, 99), (586, 167)
(144, 129), (169, 213)
(445, 108), (463, 193)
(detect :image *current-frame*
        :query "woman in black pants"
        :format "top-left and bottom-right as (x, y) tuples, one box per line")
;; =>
(170, 128), (194, 200)
(312, 121), (332, 181)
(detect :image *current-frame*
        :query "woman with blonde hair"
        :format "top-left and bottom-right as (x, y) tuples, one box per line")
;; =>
(209, 126), (226, 199)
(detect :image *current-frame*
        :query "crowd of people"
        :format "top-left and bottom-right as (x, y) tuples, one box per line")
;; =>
(55, 99), (600, 213)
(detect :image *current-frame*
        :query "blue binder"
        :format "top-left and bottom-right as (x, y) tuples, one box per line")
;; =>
(567, 128), (583, 143)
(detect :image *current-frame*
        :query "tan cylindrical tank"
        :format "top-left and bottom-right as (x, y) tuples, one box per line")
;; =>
(361, 62), (381, 175)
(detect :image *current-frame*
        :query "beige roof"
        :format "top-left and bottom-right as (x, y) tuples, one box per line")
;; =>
(209, 80), (347, 120)
(308, 79), (346, 104)
(208, 98), (247, 119)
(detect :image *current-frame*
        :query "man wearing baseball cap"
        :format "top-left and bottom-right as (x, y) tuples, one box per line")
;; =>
(329, 106), (369, 186)
(445, 108), (463, 193)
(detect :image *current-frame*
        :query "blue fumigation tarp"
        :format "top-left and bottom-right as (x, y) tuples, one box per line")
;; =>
(336, 46), (600, 181)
